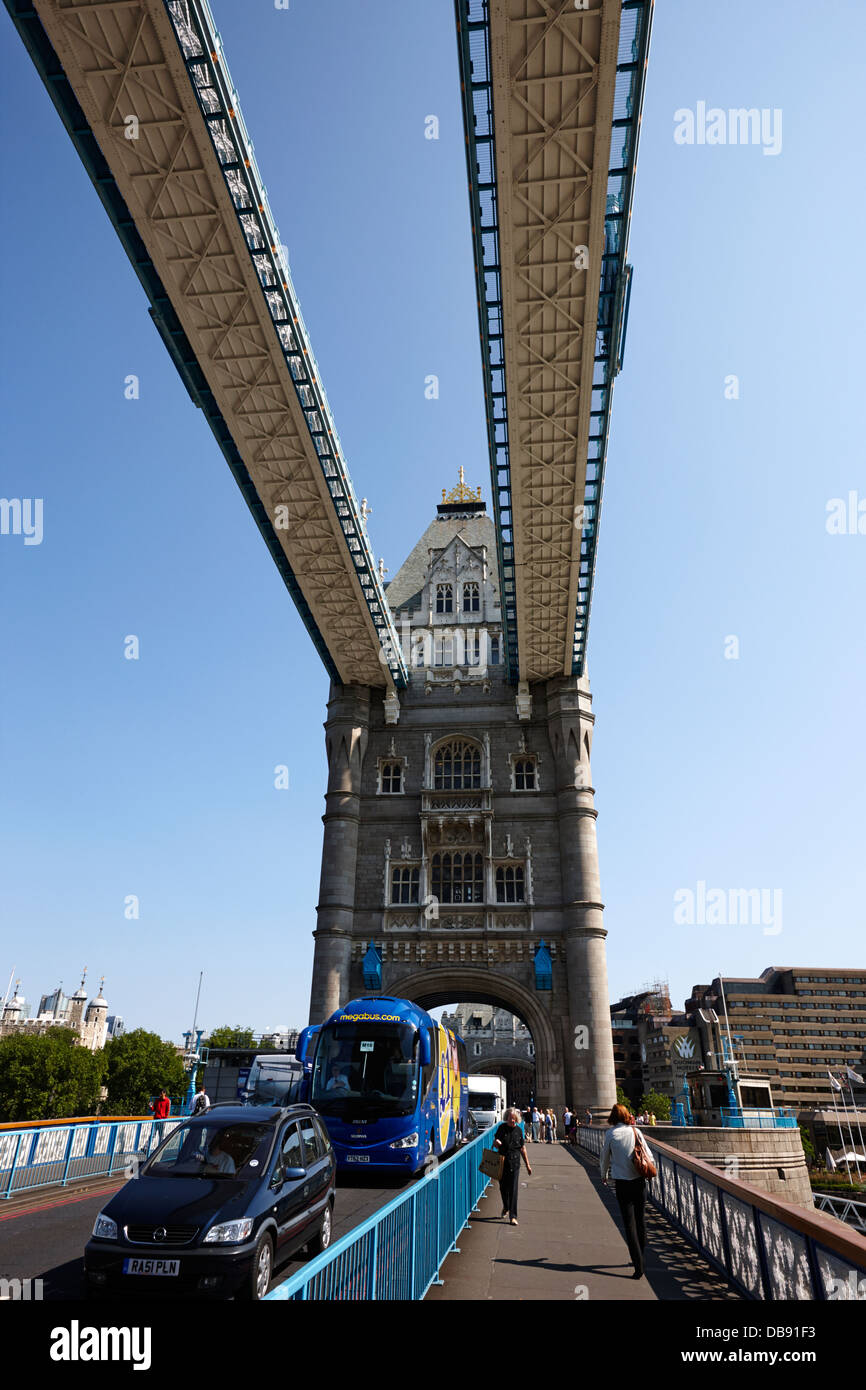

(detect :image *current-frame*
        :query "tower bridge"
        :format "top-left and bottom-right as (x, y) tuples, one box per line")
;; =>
(5, 0), (652, 1117)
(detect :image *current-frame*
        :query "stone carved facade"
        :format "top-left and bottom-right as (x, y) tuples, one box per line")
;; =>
(308, 487), (616, 1113)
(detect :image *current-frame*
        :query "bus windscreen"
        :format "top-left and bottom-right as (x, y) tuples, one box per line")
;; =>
(311, 1022), (419, 1116)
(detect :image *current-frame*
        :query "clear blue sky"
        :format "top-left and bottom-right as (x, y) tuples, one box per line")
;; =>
(1, 0), (863, 1040)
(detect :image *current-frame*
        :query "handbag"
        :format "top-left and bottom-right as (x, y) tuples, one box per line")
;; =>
(479, 1146), (505, 1181)
(632, 1126), (657, 1180)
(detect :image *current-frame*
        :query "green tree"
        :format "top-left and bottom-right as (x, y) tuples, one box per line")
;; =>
(799, 1125), (816, 1166)
(638, 1089), (671, 1122)
(615, 1085), (634, 1114)
(0, 1030), (106, 1122)
(204, 1025), (255, 1050)
(104, 1029), (186, 1115)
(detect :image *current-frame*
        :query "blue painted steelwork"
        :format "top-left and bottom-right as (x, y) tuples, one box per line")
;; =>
(455, 0), (654, 680)
(574, 1124), (866, 1300)
(0, 1118), (182, 1199)
(3, 0), (406, 689)
(265, 1125), (497, 1299)
(533, 939), (552, 991)
(720, 1107), (798, 1130)
(362, 940), (383, 991)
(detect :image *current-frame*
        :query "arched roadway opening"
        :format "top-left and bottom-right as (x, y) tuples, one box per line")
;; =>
(385, 967), (561, 1106)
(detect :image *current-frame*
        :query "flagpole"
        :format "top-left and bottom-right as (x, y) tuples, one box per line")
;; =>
(837, 1073), (862, 1183)
(845, 1076), (866, 1180)
(828, 1070), (845, 1173)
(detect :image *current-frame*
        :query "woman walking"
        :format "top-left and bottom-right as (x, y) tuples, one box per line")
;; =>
(600, 1104), (654, 1280)
(492, 1107), (532, 1225)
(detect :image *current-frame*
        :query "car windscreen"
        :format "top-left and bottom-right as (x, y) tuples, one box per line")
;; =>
(144, 1121), (273, 1179)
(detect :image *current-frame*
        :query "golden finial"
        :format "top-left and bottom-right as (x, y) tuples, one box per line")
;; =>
(442, 467), (481, 505)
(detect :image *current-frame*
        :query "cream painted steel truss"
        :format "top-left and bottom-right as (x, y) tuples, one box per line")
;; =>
(493, 0), (619, 682)
(20, 0), (404, 689)
(460, 0), (650, 683)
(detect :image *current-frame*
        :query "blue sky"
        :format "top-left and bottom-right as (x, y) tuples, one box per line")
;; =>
(1, 0), (863, 1040)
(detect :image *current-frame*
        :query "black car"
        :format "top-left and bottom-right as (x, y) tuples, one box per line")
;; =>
(85, 1104), (335, 1300)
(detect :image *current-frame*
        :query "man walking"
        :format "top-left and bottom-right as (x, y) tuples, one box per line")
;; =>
(190, 1083), (211, 1117)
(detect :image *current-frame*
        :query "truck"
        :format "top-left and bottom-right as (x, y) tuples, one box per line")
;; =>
(466, 1075), (507, 1130)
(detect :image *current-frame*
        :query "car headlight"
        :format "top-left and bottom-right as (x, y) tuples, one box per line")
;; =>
(389, 1132), (419, 1150)
(203, 1218), (254, 1245)
(92, 1212), (117, 1240)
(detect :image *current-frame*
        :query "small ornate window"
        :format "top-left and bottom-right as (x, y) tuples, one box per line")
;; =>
(462, 582), (479, 613)
(513, 758), (537, 791)
(381, 762), (403, 794)
(432, 851), (483, 903)
(496, 865), (525, 903)
(473, 1042), (482, 1057)
(434, 740), (481, 790)
(391, 866), (420, 904)
(412, 632), (427, 667)
(433, 633), (454, 666)
(490, 634), (501, 665)
(435, 583), (453, 614)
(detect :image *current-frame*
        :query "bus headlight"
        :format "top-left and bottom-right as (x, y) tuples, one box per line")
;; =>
(389, 1132), (419, 1150)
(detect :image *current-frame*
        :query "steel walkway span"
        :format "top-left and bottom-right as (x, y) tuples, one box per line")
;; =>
(5, 0), (407, 691)
(456, 0), (654, 683)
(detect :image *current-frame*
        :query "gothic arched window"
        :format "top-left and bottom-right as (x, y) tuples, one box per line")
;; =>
(462, 582), (479, 613)
(514, 758), (537, 791)
(391, 866), (420, 904)
(490, 634), (501, 665)
(433, 740), (481, 790)
(435, 583), (453, 614)
(495, 865), (525, 903)
(432, 851), (483, 903)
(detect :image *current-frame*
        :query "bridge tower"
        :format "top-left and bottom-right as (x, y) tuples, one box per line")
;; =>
(309, 477), (616, 1115)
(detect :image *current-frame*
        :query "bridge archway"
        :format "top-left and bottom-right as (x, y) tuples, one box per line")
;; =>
(385, 967), (561, 1105)
(470, 1057), (536, 1110)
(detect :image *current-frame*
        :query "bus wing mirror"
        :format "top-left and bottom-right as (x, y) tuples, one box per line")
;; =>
(419, 1030), (432, 1067)
(296, 1026), (314, 1067)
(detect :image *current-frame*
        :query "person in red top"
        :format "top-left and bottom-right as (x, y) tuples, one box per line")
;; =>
(150, 1090), (171, 1120)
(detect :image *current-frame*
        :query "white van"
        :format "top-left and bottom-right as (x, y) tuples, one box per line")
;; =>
(467, 1075), (507, 1130)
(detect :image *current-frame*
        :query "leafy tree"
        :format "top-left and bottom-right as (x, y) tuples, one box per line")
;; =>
(0, 1030), (106, 1122)
(104, 1029), (186, 1114)
(799, 1125), (816, 1166)
(615, 1085), (634, 1114)
(638, 1089), (671, 1122)
(205, 1025), (255, 1050)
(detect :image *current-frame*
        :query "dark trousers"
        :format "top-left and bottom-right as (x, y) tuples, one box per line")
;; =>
(614, 1177), (646, 1275)
(498, 1163), (521, 1218)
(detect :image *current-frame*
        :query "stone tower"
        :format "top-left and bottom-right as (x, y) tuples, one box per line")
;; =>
(308, 476), (616, 1114)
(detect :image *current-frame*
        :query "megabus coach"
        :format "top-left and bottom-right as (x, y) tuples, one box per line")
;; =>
(298, 997), (468, 1173)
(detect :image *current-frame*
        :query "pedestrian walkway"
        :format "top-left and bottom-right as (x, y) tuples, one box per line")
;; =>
(426, 1140), (742, 1301)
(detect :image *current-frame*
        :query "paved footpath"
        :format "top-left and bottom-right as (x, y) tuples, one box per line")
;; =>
(427, 1140), (743, 1301)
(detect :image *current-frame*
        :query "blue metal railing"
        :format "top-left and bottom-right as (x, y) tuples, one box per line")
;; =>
(0, 1118), (183, 1200)
(265, 1127), (497, 1300)
(721, 1107), (798, 1130)
(572, 1125), (866, 1300)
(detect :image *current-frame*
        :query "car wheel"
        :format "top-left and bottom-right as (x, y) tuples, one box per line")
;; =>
(245, 1232), (274, 1301)
(307, 1200), (333, 1256)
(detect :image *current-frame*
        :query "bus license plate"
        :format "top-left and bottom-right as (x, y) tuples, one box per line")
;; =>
(345, 1154), (370, 1163)
(123, 1258), (180, 1276)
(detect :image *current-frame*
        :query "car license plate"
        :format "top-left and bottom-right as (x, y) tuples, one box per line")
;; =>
(345, 1154), (370, 1163)
(123, 1258), (180, 1276)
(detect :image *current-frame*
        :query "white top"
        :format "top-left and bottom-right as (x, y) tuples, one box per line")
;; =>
(600, 1123), (654, 1182)
(208, 1150), (236, 1175)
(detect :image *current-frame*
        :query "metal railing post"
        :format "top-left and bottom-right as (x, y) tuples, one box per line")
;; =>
(369, 1223), (378, 1299)
(2, 1133), (23, 1199)
(60, 1127), (76, 1188)
(409, 1190), (417, 1300)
